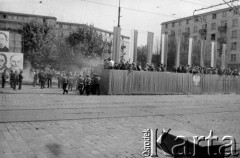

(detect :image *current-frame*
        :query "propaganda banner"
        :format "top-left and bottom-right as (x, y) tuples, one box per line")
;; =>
(0, 31), (10, 52)
(0, 52), (23, 73)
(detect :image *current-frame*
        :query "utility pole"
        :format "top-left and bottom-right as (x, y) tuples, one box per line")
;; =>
(117, 0), (121, 27)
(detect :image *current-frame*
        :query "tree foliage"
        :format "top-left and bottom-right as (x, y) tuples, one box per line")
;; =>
(137, 45), (147, 66)
(66, 24), (108, 57)
(19, 21), (58, 69)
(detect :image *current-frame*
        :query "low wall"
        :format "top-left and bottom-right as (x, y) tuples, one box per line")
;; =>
(100, 69), (240, 95)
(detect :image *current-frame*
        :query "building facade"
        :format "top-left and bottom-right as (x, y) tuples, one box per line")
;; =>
(161, 6), (240, 68)
(0, 11), (129, 57)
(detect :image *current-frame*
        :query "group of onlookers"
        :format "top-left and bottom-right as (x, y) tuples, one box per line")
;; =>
(1, 69), (23, 90)
(104, 57), (167, 72)
(175, 65), (240, 76)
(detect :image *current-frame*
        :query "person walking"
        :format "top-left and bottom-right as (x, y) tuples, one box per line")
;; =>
(62, 74), (68, 94)
(18, 70), (23, 90)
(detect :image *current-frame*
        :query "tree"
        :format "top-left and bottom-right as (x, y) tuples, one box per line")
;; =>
(137, 45), (147, 66)
(66, 24), (108, 57)
(19, 21), (58, 69)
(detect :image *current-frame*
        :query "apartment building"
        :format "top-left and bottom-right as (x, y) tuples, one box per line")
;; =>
(161, 6), (240, 68)
(0, 11), (129, 55)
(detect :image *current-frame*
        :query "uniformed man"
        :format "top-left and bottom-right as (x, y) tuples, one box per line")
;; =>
(10, 69), (14, 88)
(12, 70), (18, 90)
(77, 74), (85, 95)
(84, 74), (92, 95)
(62, 74), (68, 94)
(40, 71), (46, 89)
(33, 71), (38, 87)
(1, 69), (8, 88)
(47, 70), (53, 88)
(18, 70), (23, 90)
(94, 74), (101, 95)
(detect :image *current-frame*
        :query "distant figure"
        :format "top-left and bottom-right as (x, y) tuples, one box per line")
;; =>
(18, 70), (23, 90)
(1, 69), (9, 88)
(33, 71), (38, 87)
(84, 75), (92, 95)
(62, 74), (68, 94)
(47, 70), (53, 88)
(77, 74), (85, 95)
(12, 70), (18, 90)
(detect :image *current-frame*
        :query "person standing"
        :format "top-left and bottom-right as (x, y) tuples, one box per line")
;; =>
(18, 70), (23, 90)
(1, 69), (8, 88)
(62, 74), (68, 94)
(33, 71), (38, 87)
(47, 70), (53, 88)
(77, 74), (85, 95)
(12, 70), (18, 90)
(84, 75), (92, 96)
(9, 70), (14, 88)
(95, 74), (101, 95)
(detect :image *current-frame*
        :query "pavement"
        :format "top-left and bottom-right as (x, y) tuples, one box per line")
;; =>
(0, 85), (240, 158)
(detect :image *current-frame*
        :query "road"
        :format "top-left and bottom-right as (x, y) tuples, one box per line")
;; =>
(0, 85), (239, 158)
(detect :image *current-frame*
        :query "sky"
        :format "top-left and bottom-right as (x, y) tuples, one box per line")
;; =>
(0, 0), (237, 45)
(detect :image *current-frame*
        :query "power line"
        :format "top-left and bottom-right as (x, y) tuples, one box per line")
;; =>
(222, 0), (240, 15)
(193, 0), (239, 15)
(178, 0), (208, 7)
(79, 0), (180, 18)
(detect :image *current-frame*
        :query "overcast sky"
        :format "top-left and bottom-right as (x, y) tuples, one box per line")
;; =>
(0, 0), (236, 45)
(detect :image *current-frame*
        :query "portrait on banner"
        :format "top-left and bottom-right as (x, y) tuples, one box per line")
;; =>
(0, 31), (10, 52)
(0, 52), (23, 73)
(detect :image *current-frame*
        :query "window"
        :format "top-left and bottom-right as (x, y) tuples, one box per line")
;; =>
(211, 34), (216, 40)
(8, 15), (12, 19)
(172, 22), (175, 27)
(185, 27), (190, 32)
(202, 24), (207, 29)
(231, 42), (237, 50)
(233, 8), (239, 15)
(179, 21), (182, 26)
(178, 29), (182, 36)
(221, 20), (227, 26)
(165, 24), (168, 28)
(232, 30), (237, 38)
(194, 17), (199, 23)
(212, 13), (217, 19)
(232, 19), (238, 27)
(211, 23), (216, 30)
(13, 16), (17, 20)
(3, 14), (7, 19)
(193, 36), (198, 41)
(171, 30), (175, 35)
(186, 19), (190, 24)
(231, 54), (236, 62)
(59, 24), (62, 28)
(193, 26), (198, 33)
(222, 11), (227, 17)
(203, 15), (207, 21)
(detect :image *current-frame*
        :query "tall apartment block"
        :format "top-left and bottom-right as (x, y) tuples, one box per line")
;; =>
(161, 6), (240, 68)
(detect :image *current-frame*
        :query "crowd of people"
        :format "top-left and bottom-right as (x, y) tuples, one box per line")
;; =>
(33, 70), (101, 95)
(1, 69), (23, 90)
(175, 65), (240, 76)
(104, 57), (167, 72)
(104, 57), (240, 77)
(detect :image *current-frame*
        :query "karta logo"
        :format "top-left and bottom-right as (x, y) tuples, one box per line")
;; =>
(142, 129), (239, 157)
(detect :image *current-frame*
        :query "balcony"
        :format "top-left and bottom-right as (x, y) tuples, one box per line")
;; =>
(199, 28), (207, 34)
(218, 25), (227, 32)
(217, 37), (227, 44)
(182, 31), (190, 37)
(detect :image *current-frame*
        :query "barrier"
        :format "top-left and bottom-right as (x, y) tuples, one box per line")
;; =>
(100, 69), (240, 95)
